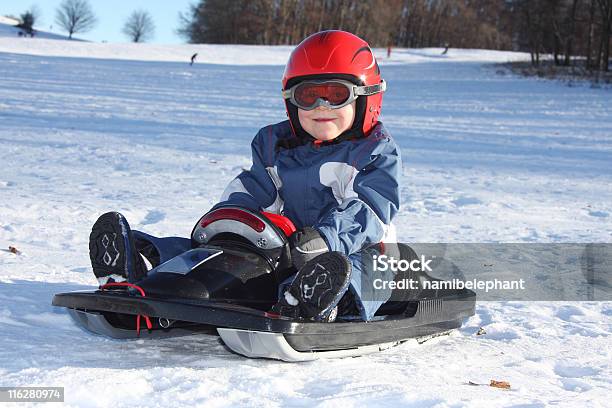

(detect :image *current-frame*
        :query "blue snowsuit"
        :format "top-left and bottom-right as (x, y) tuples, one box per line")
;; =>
(216, 120), (402, 320)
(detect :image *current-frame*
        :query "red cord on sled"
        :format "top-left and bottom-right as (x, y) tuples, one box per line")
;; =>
(99, 282), (153, 336)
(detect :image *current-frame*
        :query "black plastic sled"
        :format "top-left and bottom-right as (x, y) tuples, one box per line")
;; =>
(53, 207), (476, 362)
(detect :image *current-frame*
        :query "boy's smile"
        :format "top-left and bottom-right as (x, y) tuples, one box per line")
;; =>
(298, 101), (356, 141)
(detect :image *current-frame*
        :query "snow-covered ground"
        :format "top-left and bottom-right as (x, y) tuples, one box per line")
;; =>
(0, 18), (76, 41)
(0, 37), (610, 407)
(0, 21), (529, 65)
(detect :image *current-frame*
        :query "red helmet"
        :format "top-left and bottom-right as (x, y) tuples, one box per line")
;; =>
(282, 30), (385, 140)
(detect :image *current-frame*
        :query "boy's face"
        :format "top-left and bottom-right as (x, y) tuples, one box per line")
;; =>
(298, 101), (356, 141)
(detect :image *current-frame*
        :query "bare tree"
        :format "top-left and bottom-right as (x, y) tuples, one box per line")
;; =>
(122, 10), (155, 43)
(55, 0), (97, 39)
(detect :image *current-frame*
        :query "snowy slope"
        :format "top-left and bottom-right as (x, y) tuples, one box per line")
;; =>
(0, 26), (530, 65)
(0, 38), (610, 407)
(0, 20), (76, 41)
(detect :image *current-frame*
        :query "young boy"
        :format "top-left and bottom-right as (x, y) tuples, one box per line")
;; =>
(89, 30), (401, 322)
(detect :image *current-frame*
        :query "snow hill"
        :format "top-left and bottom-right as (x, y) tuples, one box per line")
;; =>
(0, 18), (76, 41)
(0, 35), (610, 407)
(0, 21), (528, 65)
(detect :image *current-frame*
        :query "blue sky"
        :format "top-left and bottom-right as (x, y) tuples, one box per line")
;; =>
(2, 0), (195, 43)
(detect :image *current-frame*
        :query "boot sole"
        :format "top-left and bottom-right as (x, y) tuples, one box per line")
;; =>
(290, 252), (351, 320)
(89, 212), (134, 284)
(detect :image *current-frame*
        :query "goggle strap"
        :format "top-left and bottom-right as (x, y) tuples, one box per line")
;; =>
(354, 80), (387, 96)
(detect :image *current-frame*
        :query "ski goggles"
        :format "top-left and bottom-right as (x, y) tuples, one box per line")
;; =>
(282, 79), (386, 110)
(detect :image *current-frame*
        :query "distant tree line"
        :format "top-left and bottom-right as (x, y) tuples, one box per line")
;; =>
(178, 0), (612, 71)
(513, 0), (612, 71)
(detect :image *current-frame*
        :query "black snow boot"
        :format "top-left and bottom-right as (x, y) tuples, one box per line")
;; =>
(89, 212), (147, 285)
(271, 251), (351, 322)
